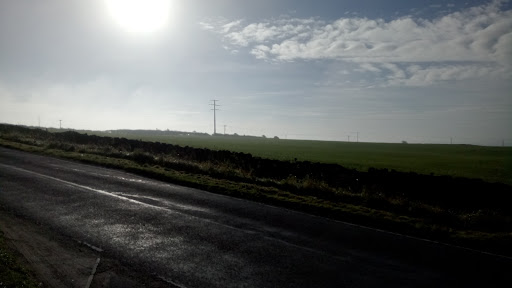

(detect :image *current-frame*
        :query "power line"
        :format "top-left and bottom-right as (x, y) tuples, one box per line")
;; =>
(354, 131), (359, 142)
(210, 100), (220, 135)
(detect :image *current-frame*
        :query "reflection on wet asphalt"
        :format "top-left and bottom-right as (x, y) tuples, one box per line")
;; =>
(0, 147), (510, 288)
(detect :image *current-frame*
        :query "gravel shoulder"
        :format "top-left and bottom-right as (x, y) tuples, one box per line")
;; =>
(0, 208), (170, 288)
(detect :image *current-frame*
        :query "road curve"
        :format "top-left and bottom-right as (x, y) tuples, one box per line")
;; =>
(0, 147), (510, 287)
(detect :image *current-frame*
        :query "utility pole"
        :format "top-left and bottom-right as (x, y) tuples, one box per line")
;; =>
(59, 120), (62, 129)
(210, 100), (219, 135)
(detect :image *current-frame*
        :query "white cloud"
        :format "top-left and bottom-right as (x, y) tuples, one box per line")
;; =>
(357, 63), (381, 73)
(388, 63), (502, 86)
(381, 63), (406, 80)
(221, 19), (243, 33)
(198, 21), (215, 31)
(201, 0), (512, 86)
(250, 45), (271, 59)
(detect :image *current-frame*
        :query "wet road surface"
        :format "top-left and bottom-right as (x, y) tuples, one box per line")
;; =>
(0, 147), (510, 287)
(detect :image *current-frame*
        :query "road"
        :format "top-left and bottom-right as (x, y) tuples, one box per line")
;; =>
(0, 147), (510, 287)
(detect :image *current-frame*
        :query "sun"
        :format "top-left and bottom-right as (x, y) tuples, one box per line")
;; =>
(105, 0), (171, 34)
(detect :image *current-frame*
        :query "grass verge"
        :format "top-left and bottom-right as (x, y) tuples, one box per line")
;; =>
(0, 229), (41, 288)
(78, 128), (512, 186)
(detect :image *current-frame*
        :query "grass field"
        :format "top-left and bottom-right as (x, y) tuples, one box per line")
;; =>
(3, 125), (512, 256)
(79, 130), (512, 185)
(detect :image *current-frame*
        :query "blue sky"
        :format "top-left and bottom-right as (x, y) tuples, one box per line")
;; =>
(0, 0), (511, 145)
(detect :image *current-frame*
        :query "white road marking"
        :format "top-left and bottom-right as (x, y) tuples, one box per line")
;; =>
(2, 160), (511, 261)
(85, 258), (100, 288)
(0, 163), (349, 261)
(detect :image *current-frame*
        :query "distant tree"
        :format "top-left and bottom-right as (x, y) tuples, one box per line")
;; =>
(262, 135), (266, 138)
(402, 140), (408, 144)
(274, 136), (279, 140)
(233, 133), (239, 136)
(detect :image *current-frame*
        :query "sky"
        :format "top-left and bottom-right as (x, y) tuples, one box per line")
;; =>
(0, 0), (511, 145)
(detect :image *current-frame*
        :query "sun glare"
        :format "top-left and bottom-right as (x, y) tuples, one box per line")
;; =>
(106, 0), (171, 34)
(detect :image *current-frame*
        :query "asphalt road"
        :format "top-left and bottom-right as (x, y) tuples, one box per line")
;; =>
(0, 147), (510, 287)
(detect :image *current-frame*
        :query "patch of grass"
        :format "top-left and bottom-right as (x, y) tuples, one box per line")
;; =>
(0, 230), (41, 288)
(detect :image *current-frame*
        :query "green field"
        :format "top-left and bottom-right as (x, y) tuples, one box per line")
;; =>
(81, 130), (512, 185)
(4, 125), (512, 255)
